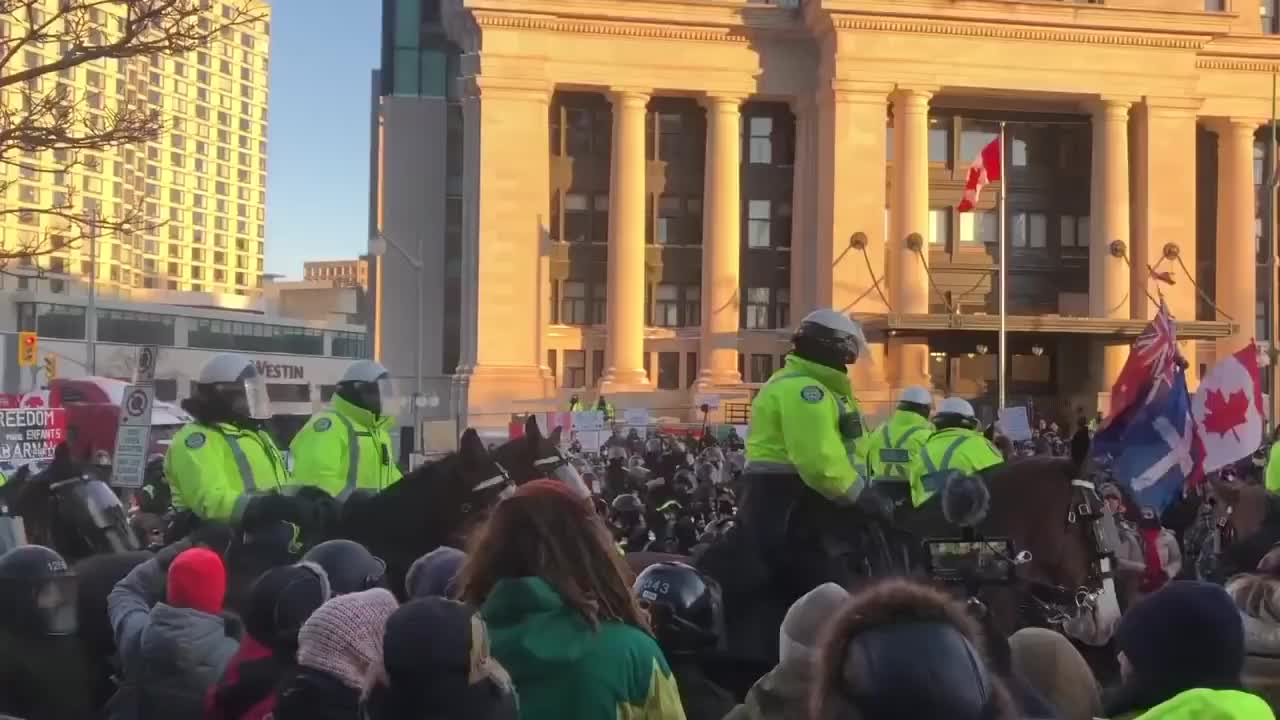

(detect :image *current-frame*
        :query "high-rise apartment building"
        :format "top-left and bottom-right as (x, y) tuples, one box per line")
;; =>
(2, 1), (272, 297)
(304, 258), (369, 289)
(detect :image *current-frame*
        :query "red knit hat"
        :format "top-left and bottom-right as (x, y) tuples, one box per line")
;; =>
(167, 547), (227, 615)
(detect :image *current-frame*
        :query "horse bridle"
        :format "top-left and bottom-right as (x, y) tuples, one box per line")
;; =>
(1022, 478), (1115, 626)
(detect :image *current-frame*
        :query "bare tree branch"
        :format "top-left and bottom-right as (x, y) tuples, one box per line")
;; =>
(0, 0), (266, 273)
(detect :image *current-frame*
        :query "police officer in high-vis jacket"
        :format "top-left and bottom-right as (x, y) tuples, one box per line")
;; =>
(909, 397), (1004, 506)
(863, 386), (934, 501)
(166, 353), (294, 528)
(734, 309), (870, 593)
(289, 359), (403, 499)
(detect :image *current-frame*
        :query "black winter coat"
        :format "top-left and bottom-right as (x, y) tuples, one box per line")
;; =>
(275, 668), (361, 720)
(670, 658), (736, 720)
(0, 627), (96, 720)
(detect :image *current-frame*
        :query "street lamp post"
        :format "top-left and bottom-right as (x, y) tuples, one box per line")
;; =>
(370, 231), (425, 454)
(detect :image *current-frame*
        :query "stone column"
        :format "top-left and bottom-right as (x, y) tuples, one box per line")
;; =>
(812, 82), (892, 393)
(888, 87), (933, 388)
(601, 88), (651, 390)
(1212, 117), (1261, 359)
(698, 92), (744, 387)
(454, 75), (555, 429)
(1089, 97), (1133, 387)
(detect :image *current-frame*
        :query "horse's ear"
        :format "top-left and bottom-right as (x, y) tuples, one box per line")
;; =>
(549, 426), (562, 447)
(524, 415), (542, 441)
(459, 428), (487, 466)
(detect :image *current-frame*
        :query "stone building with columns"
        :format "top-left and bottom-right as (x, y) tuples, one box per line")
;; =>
(372, 0), (1276, 431)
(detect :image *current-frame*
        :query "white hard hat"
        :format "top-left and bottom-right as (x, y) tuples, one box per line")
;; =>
(938, 397), (976, 419)
(341, 359), (389, 384)
(899, 386), (933, 407)
(801, 309), (865, 339)
(198, 353), (257, 384)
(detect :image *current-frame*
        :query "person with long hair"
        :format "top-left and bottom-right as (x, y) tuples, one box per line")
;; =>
(456, 479), (685, 720)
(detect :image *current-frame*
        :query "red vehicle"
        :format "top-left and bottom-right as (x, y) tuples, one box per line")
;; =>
(43, 377), (192, 466)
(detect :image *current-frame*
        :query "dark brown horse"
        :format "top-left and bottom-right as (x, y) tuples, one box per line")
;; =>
(1197, 478), (1280, 582)
(896, 456), (1123, 645)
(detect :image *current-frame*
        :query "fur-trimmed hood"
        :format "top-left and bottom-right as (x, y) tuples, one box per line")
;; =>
(810, 578), (1019, 720)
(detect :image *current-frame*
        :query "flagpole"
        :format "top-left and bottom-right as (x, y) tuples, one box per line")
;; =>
(998, 122), (1008, 414)
(1269, 72), (1279, 432)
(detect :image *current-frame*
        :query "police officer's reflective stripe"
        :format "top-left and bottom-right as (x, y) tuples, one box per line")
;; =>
(212, 427), (258, 491)
(329, 412), (362, 500)
(743, 460), (798, 474)
(876, 425), (926, 478)
(920, 435), (970, 493)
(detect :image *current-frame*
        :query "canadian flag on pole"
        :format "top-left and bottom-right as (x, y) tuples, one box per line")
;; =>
(957, 138), (1003, 213)
(1191, 343), (1266, 473)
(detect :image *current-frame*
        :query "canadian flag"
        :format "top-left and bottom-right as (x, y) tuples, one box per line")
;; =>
(1191, 343), (1266, 473)
(957, 138), (1003, 213)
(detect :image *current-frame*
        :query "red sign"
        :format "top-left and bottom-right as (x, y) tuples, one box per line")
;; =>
(0, 394), (20, 409)
(0, 408), (66, 462)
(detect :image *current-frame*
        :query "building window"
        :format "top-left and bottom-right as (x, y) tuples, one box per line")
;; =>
(959, 210), (998, 244)
(655, 112), (683, 162)
(747, 200), (772, 248)
(546, 350), (557, 380)
(653, 283), (680, 327)
(590, 284), (607, 325)
(928, 116), (951, 165)
(1060, 215), (1090, 249)
(686, 352), (699, 387)
(929, 208), (951, 245)
(592, 350), (605, 385)
(562, 350), (587, 389)
(97, 309), (176, 345)
(657, 352), (680, 390)
(560, 280), (587, 325)
(748, 116), (773, 164)
(331, 331), (367, 358)
(189, 319), (323, 355)
(1265, 0), (1279, 33)
(684, 286), (701, 327)
(960, 121), (999, 164)
(776, 288), (790, 328)
(563, 106), (609, 158)
(1011, 211), (1047, 249)
(266, 384), (310, 403)
(656, 196), (700, 245)
(563, 194), (590, 243)
(744, 287), (771, 329)
(749, 354), (774, 383)
(1205, 0), (1225, 10)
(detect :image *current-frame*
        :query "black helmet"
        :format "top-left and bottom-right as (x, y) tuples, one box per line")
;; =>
(633, 562), (724, 654)
(0, 545), (77, 636)
(302, 539), (387, 595)
(610, 493), (644, 516)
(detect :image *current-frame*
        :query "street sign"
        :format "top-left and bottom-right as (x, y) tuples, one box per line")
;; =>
(622, 407), (651, 427)
(112, 346), (159, 488)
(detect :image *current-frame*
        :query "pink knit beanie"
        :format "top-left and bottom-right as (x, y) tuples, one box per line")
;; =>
(296, 587), (399, 689)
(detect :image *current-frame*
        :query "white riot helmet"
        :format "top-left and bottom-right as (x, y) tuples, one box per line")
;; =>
(792, 309), (869, 369)
(337, 359), (401, 418)
(195, 353), (271, 421)
(935, 397), (979, 431)
(898, 386), (933, 414)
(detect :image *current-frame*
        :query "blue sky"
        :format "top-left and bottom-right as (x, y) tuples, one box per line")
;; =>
(265, 1), (381, 278)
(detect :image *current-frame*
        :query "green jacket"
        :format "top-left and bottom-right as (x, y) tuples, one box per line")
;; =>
(1266, 442), (1280, 494)
(481, 577), (685, 720)
(1129, 688), (1274, 720)
(863, 410), (934, 483)
(907, 427), (1003, 507)
(596, 401), (615, 423)
(165, 421), (289, 523)
(569, 400), (584, 412)
(745, 354), (867, 502)
(289, 395), (402, 498)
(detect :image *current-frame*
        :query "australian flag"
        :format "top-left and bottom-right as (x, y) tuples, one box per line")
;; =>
(1092, 366), (1205, 513)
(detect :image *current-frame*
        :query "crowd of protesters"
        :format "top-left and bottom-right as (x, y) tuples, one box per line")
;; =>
(3, 469), (1280, 720)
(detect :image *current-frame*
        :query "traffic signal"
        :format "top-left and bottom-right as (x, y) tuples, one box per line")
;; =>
(16, 332), (36, 367)
(42, 354), (56, 379)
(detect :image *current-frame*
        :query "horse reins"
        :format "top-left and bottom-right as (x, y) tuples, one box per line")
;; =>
(1020, 477), (1115, 627)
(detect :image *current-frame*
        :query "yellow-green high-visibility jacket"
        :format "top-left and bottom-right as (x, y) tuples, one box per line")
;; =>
(1130, 688), (1274, 720)
(1266, 441), (1280, 494)
(165, 421), (290, 523)
(569, 400), (584, 412)
(908, 427), (1004, 507)
(289, 394), (402, 499)
(864, 410), (934, 484)
(597, 401), (615, 423)
(745, 354), (868, 502)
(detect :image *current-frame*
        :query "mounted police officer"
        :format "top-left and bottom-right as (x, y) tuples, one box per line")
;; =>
(735, 309), (870, 587)
(863, 386), (934, 504)
(290, 359), (402, 500)
(165, 353), (295, 533)
(909, 397), (1004, 506)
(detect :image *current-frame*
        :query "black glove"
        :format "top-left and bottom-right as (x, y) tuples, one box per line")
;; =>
(240, 492), (303, 530)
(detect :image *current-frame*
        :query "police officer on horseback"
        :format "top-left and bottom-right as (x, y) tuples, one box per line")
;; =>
(165, 353), (294, 532)
(863, 386), (934, 503)
(909, 397), (1004, 506)
(289, 359), (403, 500)
(737, 309), (870, 584)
